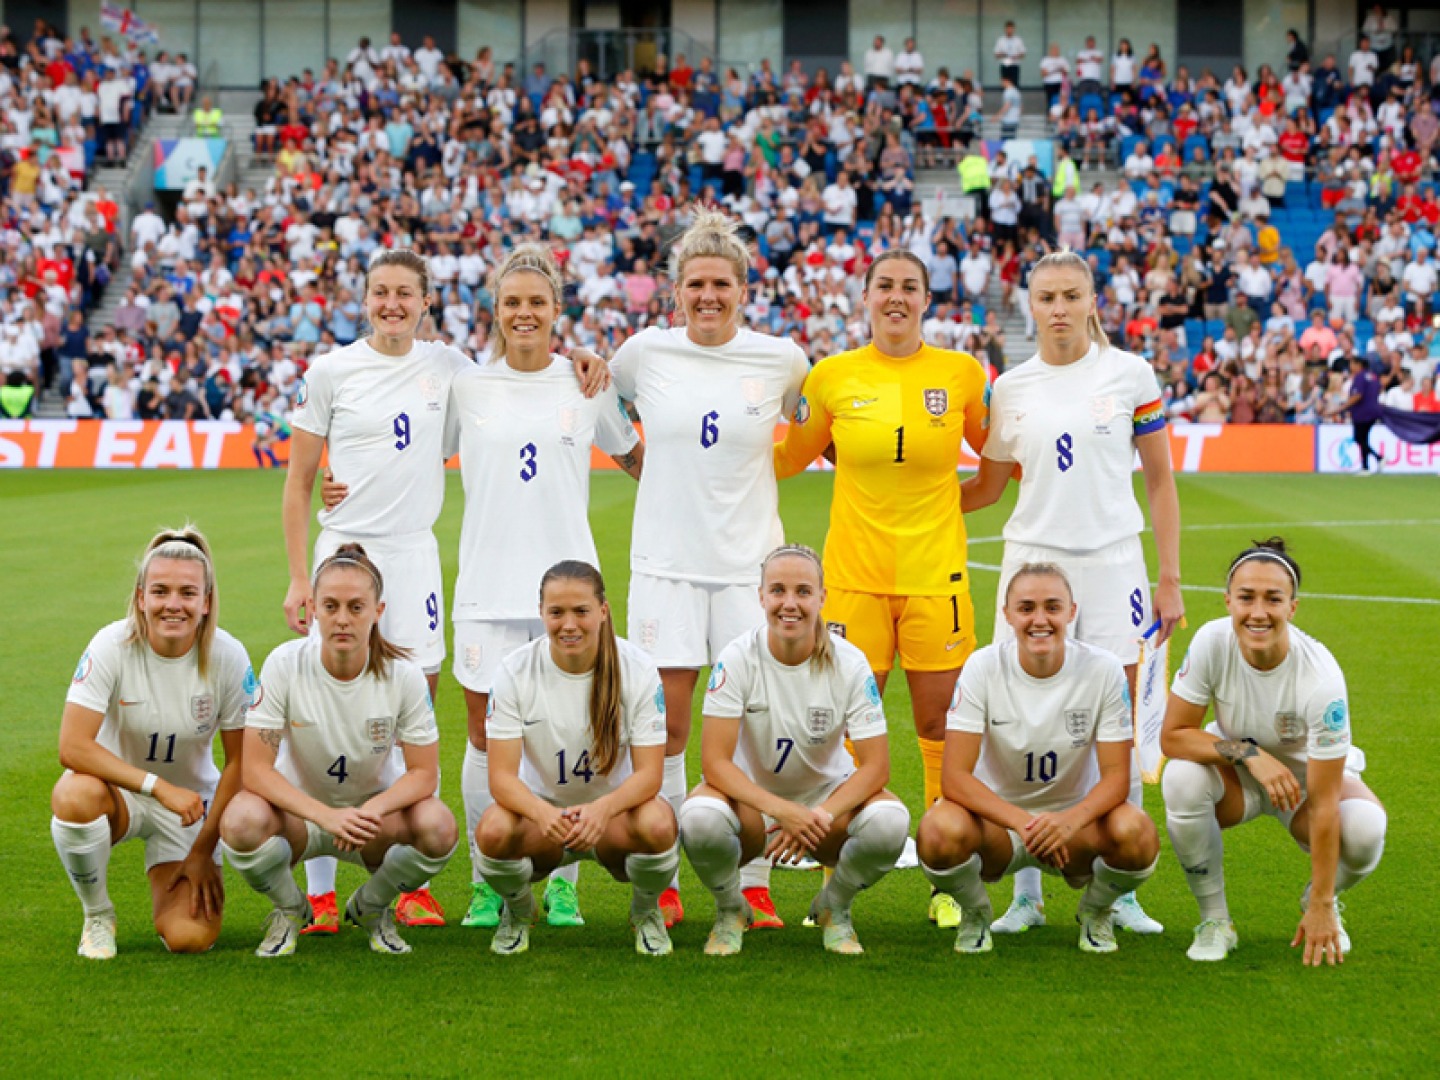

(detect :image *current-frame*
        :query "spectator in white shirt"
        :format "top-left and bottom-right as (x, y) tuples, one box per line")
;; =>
(1362, 4), (1399, 69)
(414, 36), (446, 84)
(1040, 44), (1070, 112)
(1122, 141), (1154, 179)
(822, 171), (858, 232)
(864, 36), (896, 90)
(895, 39), (925, 86)
(1075, 36), (1105, 98)
(1383, 371), (1415, 410)
(994, 23), (1026, 88)
(1349, 36), (1379, 90)
(1403, 249), (1438, 312)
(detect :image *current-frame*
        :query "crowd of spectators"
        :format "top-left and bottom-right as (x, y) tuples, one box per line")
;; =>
(5, 7), (1440, 435)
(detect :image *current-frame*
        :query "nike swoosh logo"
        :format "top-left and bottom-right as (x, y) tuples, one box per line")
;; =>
(119, 699), (145, 706)
(745, 705), (766, 713)
(945, 641), (964, 651)
(1014, 412), (1026, 422)
(852, 397), (878, 408)
(522, 718), (542, 726)
(991, 718), (1011, 725)
(472, 416), (491, 426)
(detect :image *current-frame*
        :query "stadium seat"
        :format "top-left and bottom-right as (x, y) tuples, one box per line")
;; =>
(1183, 135), (1209, 161)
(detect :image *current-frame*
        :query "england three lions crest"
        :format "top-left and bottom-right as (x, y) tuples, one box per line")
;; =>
(1064, 709), (1092, 743)
(807, 707), (834, 737)
(924, 389), (949, 416)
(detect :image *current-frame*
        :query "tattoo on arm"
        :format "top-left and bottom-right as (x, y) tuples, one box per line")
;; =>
(613, 450), (642, 478)
(257, 729), (282, 752)
(1214, 739), (1258, 765)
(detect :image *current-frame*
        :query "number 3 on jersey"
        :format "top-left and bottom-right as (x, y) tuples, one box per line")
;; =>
(519, 442), (538, 482)
(700, 410), (720, 449)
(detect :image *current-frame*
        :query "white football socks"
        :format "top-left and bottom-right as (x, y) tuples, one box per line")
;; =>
(51, 816), (113, 916)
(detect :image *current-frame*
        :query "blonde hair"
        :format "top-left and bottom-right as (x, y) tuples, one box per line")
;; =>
(1030, 250), (1111, 349)
(759, 544), (834, 672)
(127, 525), (217, 678)
(488, 243), (564, 362)
(539, 561), (624, 777)
(669, 205), (751, 295)
(312, 543), (412, 678)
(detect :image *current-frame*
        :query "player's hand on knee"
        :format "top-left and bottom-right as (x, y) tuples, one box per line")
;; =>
(167, 851), (224, 920)
(535, 803), (571, 848)
(327, 806), (383, 849)
(770, 801), (831, 849)
(1245, 751), (1301, 813)
(156, 780), (205, 826)
(562, 801), (613, 850)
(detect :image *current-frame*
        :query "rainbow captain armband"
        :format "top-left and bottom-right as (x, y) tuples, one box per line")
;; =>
(1133, 398), (1165, 436)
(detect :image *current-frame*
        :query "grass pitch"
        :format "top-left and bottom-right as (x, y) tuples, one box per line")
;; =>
(2, 470), (1438, 1077)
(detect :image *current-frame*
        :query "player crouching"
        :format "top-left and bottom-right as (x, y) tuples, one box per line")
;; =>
(220, 545), (456, 957)
(475, 561), (679, 957)
(679, 545), (910, 956)
(917, 564), (1159, 955)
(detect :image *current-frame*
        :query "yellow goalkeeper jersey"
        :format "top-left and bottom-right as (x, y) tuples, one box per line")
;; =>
(774, 343), (990, 596)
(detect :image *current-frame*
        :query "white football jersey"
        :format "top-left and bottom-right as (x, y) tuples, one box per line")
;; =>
(486, 637), (667, 808)
(66, 621), (253, 796)
(948, 638), (1133, 813)
(292, 338), (471, 537)
(704, 627), (887, 803)
(1171, 618), (1353, 788)
(246, 637), (438, 808)
(984, 344), (1166, 553)
(611, 326), (809, 584)
(451, 357), (639, 619)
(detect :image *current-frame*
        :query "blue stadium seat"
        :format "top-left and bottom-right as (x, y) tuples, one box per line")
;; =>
(1153, 134), (1177, 155)
(1205, 319), (1226, 340)
(1079, 94), (1105, 119)
(1183, 135), (1209, 161)
(1185, 318), (1205, 343)
(1119, 134), (1141, 162)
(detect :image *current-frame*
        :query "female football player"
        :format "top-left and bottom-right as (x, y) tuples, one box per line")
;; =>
(679, 545), (910, 956)
(450, 244), (643, 931)
(774, 249), (990, 926)
(290, 248), (605, 929)
(961, 249), (1179, 936)
(220, 545), (456, 957)
(610, 207), (810, 927)
(1162, 539), (1386, 964)
(916, 564), (1160, 955)
(475, 561), (679, 957)
(51, 526), (253, 958)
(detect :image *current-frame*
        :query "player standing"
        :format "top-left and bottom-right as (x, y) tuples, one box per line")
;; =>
(220, 546), (457, 957)
(51, 527), (253, 959)
(286, 247), (605, 929)
(917, 564), (1160, 955)
(679, 546), (910, 956)
(476, 561), (679, 957)
(1162, 539), (1387, 964)
(450, 245), (643, 931)
(962, 250), (1179, 936)
(611, 208), (810, 927)
(773, 249), (989, 926)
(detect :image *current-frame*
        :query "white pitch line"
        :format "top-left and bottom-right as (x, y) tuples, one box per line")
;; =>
(968, 561), (1440, 606)
(970, 519), (1440, 547)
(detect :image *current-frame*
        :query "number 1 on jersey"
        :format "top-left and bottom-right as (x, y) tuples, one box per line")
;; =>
(894, 426), (905, 464)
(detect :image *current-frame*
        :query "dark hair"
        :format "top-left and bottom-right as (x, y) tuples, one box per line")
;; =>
(863, 249), (930, 295)
(539, 561), (623, 776)
(1004, 562), (1075, 606)
(313, 543), (411, 677)
(1226, 537), (1301, 594)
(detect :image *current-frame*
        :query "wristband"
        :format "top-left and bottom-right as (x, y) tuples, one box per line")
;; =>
(140, 772), (159, 796)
